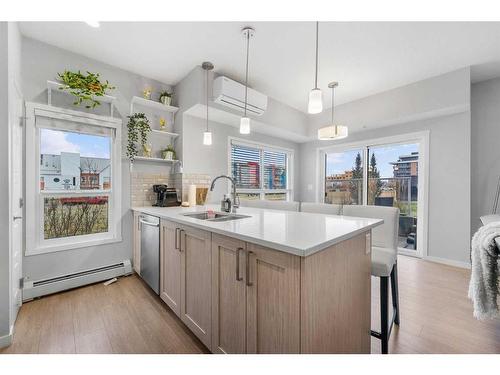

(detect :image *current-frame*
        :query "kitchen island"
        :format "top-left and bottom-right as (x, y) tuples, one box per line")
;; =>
(132, 205), (383, 354)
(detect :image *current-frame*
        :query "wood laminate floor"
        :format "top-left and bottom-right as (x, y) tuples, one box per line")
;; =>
(2, 255), (499, 354)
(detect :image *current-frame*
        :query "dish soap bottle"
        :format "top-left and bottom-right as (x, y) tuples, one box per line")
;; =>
(221, 194), (232, 213)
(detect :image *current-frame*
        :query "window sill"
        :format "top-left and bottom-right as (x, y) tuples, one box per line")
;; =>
(25, 235), (123, 256)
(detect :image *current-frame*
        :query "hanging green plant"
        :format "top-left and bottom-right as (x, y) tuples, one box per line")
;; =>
(57, 70), (115, 109)
(127, 113), (151, 162)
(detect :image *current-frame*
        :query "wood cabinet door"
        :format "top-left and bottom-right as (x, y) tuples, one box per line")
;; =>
(245, 243), (301, 354)
(211, 234), (247, 354)
(133, 212), (141, 275)
(180, 225), (212, 350)
(160, 219), (182, 317)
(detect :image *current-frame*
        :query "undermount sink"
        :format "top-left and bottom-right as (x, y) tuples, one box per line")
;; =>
(182, 211), (251, 222)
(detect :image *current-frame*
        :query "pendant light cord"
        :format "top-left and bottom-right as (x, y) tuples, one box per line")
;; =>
(331, 85), (334, 124)
(206, 67), (209, 131)
(314, 21), (319, 89)
(244, 30), (250, 117)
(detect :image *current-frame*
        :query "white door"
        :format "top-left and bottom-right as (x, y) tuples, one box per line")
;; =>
(10, 80), (23, 321)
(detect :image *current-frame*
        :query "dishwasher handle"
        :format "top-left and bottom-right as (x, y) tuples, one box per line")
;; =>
(139, 218), (160, 227)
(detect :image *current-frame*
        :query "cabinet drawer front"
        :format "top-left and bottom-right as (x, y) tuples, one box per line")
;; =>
(246, 244), (301, 354)
(211, 236), (247, 354)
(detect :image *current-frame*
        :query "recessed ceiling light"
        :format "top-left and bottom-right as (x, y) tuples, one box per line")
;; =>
(85, 21), (100, 28)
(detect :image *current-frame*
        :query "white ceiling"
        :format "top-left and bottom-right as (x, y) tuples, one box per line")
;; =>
(19, 22), (500, 113)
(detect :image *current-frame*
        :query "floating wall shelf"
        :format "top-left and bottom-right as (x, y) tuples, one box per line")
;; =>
(130, 96), (179, 114)
(47, 80), (117, 117)
(150, 129), (179, 138)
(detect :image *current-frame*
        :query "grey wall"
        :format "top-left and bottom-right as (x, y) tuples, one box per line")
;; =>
(471, 77), (500, 234)
(301, 113), (471, 264)
(0, 22), (10, 342)
(21, 37), (174, 281)
(307, 68), (471, 138)
(182, 115), (301, 202)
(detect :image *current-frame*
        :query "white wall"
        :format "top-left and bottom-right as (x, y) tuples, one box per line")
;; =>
(21, 37), (174, 281)
(471, 77), (500, 234)
(299, 68), (471, 266)
(182, 115), (301, 202)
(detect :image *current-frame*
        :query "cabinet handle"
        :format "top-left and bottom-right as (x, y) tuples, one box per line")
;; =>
(175, 228), (180, 250)
(179, 229), (185, 252)
(236, 247), (243, 281)
(246, 250), (253, 286)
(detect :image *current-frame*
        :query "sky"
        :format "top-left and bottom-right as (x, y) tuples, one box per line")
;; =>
(40, 129), (111, 159)
(326, 143), (418, 178)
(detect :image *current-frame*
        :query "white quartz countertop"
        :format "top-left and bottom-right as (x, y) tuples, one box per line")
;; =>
(132, 205), (383, 257)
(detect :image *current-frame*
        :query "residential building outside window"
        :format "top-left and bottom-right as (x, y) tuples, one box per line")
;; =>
(230, 139), (293, 201)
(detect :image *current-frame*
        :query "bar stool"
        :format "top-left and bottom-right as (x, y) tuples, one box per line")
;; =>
(343, 205), (401, 354)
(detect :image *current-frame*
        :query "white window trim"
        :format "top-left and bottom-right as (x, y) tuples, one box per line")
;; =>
(227, 136), (294, 201)
(316, 131), (429, 259)
(25, 102), (122, 256)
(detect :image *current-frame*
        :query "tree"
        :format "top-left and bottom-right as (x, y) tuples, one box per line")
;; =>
(368, 153), (383, 204)
(349, 152), (363, 204)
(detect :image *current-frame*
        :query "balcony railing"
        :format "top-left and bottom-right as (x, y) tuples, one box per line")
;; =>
(325, 176), (418, 250)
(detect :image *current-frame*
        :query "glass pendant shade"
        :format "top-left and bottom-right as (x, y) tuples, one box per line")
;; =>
(203, 131), (212, 145)
(240, 117), (250, 134)
(317, 125), (348, 140)
(308, 88), (323, 114)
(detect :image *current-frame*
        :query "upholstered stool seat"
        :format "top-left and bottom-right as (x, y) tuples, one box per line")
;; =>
(372, 246), (397, 277)
(300, 202), (342, 215)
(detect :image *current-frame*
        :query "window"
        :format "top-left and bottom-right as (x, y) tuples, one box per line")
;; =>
(320, 132), (428, 258)
(230, 139), (293, 201)
(25, 103), (122, 255)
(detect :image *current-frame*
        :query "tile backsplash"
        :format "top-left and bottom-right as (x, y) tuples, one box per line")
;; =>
(180, 173), (211, 202)
(131, 172), (170, 207)
(130, 172), (211, 207)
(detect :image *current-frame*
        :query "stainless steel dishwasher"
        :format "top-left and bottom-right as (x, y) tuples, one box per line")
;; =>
(139, 214), (160, 294)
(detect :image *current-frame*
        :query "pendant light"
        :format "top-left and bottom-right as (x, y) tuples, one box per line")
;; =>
(240, 27), (255, 134)
(202, 61), (214, 145)
(318, 82), (348, 140)
(308, 21), (323, 114)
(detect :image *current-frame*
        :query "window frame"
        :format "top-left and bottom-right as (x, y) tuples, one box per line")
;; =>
(25, 102), (122, 256)
(228, 137), (294, 201)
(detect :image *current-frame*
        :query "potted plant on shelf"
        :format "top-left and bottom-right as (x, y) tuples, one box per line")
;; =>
(161, 145), (176, 161)
(127, 113), (151, 162)
(159, 90), (173, 106)
(57, 70), (115, 108)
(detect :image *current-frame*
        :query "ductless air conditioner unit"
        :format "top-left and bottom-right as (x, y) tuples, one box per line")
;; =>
(213, 76), (268, 116)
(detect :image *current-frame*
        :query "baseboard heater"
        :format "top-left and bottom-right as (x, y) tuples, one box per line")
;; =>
(22, 259), (132, 301)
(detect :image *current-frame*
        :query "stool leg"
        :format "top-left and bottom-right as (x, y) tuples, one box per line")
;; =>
(391, 264), (400, 326)
(380, 276), (389, 354)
